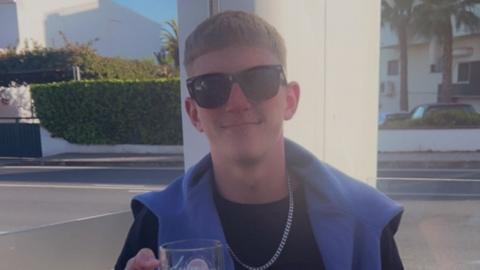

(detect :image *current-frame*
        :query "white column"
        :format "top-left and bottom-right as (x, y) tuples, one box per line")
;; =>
(178, 0), (380, 186)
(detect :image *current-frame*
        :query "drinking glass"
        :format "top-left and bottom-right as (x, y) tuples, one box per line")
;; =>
(159, 239), (224, 270)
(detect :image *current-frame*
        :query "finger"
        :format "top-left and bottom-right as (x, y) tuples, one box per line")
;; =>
(125, 256), (135, 270)
(135, 248), (160, 269)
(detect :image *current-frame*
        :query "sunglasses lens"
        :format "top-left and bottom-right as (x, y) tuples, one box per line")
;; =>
(190, 74), (231, 108)
(187, 65), (285, 109)
(238, 66), (282, 102)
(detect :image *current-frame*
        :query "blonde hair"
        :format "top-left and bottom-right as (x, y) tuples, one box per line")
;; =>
(184, 11), (286, 68)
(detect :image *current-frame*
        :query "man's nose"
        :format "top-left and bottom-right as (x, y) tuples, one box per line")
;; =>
(224, 83), (252, 112)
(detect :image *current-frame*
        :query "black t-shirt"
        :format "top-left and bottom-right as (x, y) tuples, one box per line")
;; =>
(115, 185), (404, 270)
(213, 182), (324, 269)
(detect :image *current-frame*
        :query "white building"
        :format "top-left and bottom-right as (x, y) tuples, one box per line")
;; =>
(379, 13), (480, 113)
(0, 0), (163, 60)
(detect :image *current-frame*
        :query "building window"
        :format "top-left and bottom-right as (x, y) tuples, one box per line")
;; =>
(387, 60), (399, 76)
(458, 62), (470, 82)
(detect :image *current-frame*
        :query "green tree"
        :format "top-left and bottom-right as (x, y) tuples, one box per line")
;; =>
(382, 0), (415, 111)
(412, 0), (480, 102)
(158, 19), (179, 71)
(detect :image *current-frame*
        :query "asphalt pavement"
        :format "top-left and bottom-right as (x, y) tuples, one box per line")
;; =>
(0, 166), (183, 233)
(378, 151), (480, 169)
(1, 151), (480, 269)
(0, 152), (184, 167)
(2, 151), (480, 197)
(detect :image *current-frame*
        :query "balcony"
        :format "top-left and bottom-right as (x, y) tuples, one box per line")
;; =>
(451, 83), (480, 98)
(437, 83), (480, 100)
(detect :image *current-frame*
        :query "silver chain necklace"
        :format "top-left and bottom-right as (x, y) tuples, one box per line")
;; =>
(227, 176), (294, 270)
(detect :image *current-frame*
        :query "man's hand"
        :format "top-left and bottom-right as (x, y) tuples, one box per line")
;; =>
(125, 248), (160, 270)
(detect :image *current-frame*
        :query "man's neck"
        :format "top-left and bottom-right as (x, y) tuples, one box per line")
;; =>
(211, 138), (288, 204)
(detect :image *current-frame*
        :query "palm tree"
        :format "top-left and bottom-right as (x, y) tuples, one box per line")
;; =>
(412, 0), (480, 103)
(160, 19), (179, 70)
(382, 0), (415, 111)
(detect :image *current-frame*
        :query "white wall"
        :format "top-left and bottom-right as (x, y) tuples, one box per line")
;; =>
(14, 0), (90, 49)
(379, 129), (480, 152)
(10, 0), (162, 59)
(40, 127), (182, 156)
(43, 0), (163, 59)
(0, 2), (19, 48)
(177, 0), (210, 168)
(379, 44), (440, 113)
(179, 0), (380, 185)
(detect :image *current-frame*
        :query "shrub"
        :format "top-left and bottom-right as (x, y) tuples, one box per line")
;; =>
(0, 43), (167, 86)
(380, 111), (480, 129)
(30, 79), (182, 145)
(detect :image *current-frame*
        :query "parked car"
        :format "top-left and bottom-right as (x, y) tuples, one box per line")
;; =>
(383, 103), (478, 124)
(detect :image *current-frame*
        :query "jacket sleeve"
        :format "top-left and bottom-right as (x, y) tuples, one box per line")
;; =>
(381, 213), (404, 270)
(114, 206), (159, 270)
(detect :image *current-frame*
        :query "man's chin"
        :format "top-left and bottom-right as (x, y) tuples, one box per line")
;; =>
(229, 149), (265, 166)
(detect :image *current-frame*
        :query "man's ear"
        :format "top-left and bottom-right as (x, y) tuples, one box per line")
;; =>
(284, 81), (300, 120)
(185, 97), (204, 132)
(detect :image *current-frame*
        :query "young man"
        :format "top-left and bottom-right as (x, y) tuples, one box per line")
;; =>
(115, 11), (404, 270)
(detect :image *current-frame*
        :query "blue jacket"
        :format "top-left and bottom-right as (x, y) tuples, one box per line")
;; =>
(133, 139), (403, 270)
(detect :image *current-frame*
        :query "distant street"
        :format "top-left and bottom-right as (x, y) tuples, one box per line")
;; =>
(377, 168), (480, 197)
(0, 166), (183, 233)
(378, 168), (480, 180)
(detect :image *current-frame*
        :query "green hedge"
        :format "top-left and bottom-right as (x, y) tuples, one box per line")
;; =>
(31, 79), (182, 145)
(380, 111), (480, 129)
(0, 45), (164, 81)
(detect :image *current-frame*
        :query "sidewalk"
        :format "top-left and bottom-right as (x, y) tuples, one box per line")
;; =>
(0, 153), (184, 168)
(378, 152), (480, 197)
(2, 151), (479, 169)
(378, 151), (480, 169)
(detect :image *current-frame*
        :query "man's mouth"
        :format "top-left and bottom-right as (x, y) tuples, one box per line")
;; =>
(220, 121), (262, 128)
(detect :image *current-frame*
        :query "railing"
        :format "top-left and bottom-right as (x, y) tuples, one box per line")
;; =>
(0, 66), (81, 86)
(0, 117), (39, 124)
(0, 117), (42, 157)
(450, 83), (480, 97)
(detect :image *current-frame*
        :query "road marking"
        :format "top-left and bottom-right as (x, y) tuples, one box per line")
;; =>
(1, 165), (183, 170)
(386, 192), (480, 197)
(93, 184), (146, 188)
(379, 168), (480, 172)
(1, 210), (131, 235)
(0, 183), (166, 190)
(378, 177), (480, 182)
(467, 260), (480, 265)
(128, 190), (151, 193)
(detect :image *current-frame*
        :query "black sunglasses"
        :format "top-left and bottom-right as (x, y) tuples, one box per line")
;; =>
(186, 65), (287, 109)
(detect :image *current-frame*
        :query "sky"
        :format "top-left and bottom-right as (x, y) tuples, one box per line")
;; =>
(113, 0), (177, 24)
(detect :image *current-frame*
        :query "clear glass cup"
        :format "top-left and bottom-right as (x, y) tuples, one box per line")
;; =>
(159, 239), (224, 270)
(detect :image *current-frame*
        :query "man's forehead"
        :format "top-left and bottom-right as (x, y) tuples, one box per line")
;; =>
(186, 46), (281, 77)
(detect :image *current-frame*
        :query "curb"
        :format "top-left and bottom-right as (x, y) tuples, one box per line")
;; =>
(4, 160), (185, 167)
(378, 161), (480, 169)
(377, 177), (480, 198)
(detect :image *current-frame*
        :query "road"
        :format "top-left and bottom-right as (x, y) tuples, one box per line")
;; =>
(379, 168), (480, 269)
(0, 166), (183, 233)
(396, 198), (480, 270)
(1, 165), (479, 269)
(378, 168), (480, 180)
